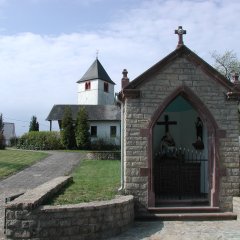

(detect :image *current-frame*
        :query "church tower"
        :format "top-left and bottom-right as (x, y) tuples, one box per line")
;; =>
(77, 59), (115, 105)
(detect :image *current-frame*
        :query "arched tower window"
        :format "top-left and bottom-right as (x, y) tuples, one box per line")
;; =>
(104, 82), (109, 92)
(85, 81), (91, 90)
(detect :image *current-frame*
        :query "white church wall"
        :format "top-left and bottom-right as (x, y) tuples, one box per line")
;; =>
(77, 80), (99, 105)
(77, 79), (115, 105)
(97, 81), (115, 105)
(89, 121), (120, 146)
(3, 122), (16, 146)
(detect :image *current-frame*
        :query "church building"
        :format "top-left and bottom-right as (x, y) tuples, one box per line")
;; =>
(3, 122), (16, 146)
(118, 26), (240, 215)
(46, 58), (121, 146)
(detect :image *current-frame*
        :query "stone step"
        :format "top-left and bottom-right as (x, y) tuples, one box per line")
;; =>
(148, 206), (220, 213)
(136, 212), (237, 221)
(156, 199), (209, 206)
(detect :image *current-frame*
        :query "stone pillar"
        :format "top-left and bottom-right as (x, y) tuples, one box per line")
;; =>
(121, 69), (129, 89)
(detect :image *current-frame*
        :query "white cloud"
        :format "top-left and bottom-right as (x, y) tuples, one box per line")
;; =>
(1, 0), (240, 135)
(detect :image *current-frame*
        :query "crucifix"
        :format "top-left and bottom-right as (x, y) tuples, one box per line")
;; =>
(96, 49), (99, 59)
(157, 115), (177, 134)
(175, 26), (186, 48)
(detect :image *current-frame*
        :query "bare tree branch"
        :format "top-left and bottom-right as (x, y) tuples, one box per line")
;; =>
(211, 50), (240, 80)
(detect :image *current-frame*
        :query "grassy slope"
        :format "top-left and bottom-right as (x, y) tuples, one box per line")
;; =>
(0, 149), (49, 179)
(50, 159), (121, 205)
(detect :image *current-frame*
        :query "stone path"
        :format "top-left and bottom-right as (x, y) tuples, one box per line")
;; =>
(0, 151), (84, 240)
(108, 220), (240, 240)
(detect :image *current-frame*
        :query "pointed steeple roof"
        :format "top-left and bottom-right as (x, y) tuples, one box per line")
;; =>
(77, 59), (115, 85)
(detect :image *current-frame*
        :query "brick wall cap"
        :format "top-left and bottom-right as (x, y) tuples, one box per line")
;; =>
(40, 195), (134, 212)
(6, 176), (73, 210)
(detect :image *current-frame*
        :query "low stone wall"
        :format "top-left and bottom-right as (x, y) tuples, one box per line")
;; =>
(5, 176), (134, 240)
(233, 197), (240, 220)
(86, 151), (121, 160)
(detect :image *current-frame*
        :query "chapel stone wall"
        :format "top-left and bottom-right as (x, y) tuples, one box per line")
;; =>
(123, 56), (240, 212)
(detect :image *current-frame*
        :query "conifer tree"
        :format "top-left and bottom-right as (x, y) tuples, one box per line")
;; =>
(75, 107), (90, 149)
(61, 106), (76, 149)
(0, 113), (5, 149)
(29, 116), (39, 132)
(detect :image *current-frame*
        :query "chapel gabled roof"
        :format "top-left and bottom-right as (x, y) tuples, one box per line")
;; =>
(46, 104), (120, 121)
(77, 59), (115, 85)
(123, 45), (234, 91)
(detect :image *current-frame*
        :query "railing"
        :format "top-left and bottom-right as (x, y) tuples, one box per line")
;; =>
(156, 147), (206, 161)
(154, 147), (208, 201)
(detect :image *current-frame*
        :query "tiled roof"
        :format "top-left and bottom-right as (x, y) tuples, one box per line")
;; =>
(46, 104), (120, 121)
(77, 59), (115, 85)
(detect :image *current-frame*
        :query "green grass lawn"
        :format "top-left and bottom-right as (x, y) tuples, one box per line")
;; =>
(50, 159), (121, 205)
(0, 150), (49, 179)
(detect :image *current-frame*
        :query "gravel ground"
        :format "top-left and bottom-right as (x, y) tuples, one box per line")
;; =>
(108, 220), (240, 240)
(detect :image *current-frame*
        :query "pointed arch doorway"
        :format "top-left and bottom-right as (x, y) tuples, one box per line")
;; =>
(148, 86), (220, 208)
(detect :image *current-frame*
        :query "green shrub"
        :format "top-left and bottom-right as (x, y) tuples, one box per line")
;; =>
(9, 137), (19, 147)
(29, 115), (39, 132)
(75, 107), (91, 150)
(17, 131), (63, 150)
(91, 138), (120, 151)
(0, 132), (5, 150)
(61, 107), (76, 149)
(0, 113), (5, 150)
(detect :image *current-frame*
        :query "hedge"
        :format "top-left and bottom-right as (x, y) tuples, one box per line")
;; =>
(17, 131), (63, 150)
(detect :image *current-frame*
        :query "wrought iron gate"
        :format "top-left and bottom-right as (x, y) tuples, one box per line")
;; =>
(154, 148), (208, 202)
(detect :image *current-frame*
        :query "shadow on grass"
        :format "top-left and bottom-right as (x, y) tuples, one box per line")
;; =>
(44, 180), (74, 205)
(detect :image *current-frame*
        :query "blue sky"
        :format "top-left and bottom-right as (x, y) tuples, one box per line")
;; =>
(0, 0), (239, 136)
(0, 0), (137, 34)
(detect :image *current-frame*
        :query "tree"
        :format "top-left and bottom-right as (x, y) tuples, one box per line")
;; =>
(75, 107), (91, 150)
(29, 115), (39, 132)
(211, 50), (240, 81)
(61, 106), (76, 149)
(0, 113), (5, 149)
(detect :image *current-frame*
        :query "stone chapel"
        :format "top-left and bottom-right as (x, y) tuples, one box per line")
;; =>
(118, 26), (240, 215)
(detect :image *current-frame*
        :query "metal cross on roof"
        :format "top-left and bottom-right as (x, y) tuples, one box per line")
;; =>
(175, 26), (186, 48)
(96, 49), (99, 59)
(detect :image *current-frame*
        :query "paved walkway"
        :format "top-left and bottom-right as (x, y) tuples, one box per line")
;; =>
(108, 220), (240, 240)
(0, 151), (84, 240)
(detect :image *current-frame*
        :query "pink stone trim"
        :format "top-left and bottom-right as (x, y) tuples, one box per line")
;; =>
(140, 168), (149, 176)
(122, 89), (141, 99)
(140, 128), (149, 137)
(146, 85), (221, 208)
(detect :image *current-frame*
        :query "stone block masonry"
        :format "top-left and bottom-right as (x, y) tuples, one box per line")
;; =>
(5, 177), (134, 240)
(86, 151), (121, 160)
(123, 55), (240, 212)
